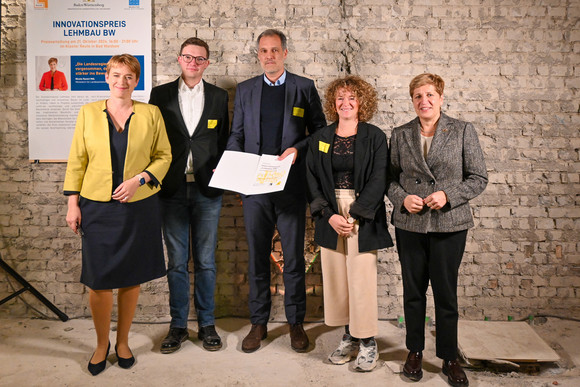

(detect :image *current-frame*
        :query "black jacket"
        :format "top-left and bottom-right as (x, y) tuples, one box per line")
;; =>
(306, 122), (394, 252)
(149, 78), (229, 198)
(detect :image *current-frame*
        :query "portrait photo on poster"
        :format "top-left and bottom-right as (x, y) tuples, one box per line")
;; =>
(36, 56), (70, 91)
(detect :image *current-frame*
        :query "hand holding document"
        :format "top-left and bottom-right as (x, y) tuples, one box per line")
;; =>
(209, 150), (293, 195)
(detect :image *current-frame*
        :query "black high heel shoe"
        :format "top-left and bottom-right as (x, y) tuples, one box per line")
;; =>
(88, 342), (110, 376)
(115, 344), (135, 369)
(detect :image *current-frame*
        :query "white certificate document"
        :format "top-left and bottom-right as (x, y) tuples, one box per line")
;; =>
(209, 150), (293, 195)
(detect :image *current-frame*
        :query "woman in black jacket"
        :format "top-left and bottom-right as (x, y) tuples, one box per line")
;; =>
(306, 76), (393, 372)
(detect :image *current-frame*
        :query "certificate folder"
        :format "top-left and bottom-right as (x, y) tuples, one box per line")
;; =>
(209, 150), (292, 195)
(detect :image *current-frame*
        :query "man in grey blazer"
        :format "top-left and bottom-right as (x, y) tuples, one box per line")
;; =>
(149, 37), (229, 354)
(227, 29), (326, 353)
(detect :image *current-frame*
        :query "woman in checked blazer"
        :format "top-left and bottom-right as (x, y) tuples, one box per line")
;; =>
(387, 73), (487, 387)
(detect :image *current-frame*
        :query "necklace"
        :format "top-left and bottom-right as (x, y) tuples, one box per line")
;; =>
(420, 118), (439, 137)
(420, 124), (437, 137)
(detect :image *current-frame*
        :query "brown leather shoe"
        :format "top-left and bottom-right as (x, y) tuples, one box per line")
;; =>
(402, 351), (423, 381)
(241, 324), (267, 353)
(289, 323), (309, 352)
(442, 359), (469, 387)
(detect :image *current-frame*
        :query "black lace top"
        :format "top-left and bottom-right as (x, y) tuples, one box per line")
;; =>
(332, 134), (356, 189)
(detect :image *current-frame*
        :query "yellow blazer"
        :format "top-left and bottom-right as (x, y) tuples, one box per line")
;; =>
(64, 100), (172, 202)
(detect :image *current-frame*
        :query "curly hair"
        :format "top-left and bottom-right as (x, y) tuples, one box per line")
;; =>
(323, 76), (378, 123)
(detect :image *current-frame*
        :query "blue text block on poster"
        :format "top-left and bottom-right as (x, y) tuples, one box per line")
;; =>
(71, 55), (144, 91)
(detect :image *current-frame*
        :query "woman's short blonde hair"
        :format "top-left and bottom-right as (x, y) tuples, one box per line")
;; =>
(323, 75), (378, 123)
(106, 54), (141, 80)
(409, 73), (444, 97)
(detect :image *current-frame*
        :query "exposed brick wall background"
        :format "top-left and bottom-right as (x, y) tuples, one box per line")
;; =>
(0, 0), (578, 324)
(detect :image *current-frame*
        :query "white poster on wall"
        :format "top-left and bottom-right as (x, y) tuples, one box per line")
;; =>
(26, 0), (152, 161)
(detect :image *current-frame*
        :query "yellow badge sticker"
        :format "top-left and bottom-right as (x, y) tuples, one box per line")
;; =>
(207, 119), (218, 129)
(293, 107), (304, 118)
(319, 141), (330, 153)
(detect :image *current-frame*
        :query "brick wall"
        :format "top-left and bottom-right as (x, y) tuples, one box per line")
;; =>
(1, 0), (578, 323)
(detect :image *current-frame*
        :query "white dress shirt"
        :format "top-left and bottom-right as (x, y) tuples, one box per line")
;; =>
(178, 77), (205, 180)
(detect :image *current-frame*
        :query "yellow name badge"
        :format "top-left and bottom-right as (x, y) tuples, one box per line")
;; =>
(293, 107), (304, 118)
(207, 119), (218, 129)
(319, 141), (330, 153)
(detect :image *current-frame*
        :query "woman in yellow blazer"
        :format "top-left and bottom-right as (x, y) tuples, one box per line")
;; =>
(64, 54), (171, 376)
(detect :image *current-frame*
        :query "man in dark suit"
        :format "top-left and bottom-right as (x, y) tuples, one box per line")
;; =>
(227, 29), (326, 353)
(149, 37), (229, 353)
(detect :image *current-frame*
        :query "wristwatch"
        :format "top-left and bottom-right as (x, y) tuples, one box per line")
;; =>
(347, 216), (355, 224)
(136, 174), (146, 186)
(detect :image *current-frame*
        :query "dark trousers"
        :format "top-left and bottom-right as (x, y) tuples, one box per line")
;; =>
(242, 192), (307, 325)
(395, 228), (468, 360)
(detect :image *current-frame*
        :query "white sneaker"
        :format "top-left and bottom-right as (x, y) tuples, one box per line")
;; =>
(328, 334), (359, 365)
(354, 338), (378, 372)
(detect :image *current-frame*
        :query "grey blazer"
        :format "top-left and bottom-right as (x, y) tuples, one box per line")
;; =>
(387, 113), (488, 234)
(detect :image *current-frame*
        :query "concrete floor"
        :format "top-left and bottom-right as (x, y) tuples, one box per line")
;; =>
(1, 316), (579, 386)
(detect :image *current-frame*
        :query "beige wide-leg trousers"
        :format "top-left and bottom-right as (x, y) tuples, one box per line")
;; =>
(320, 189), (378, 339)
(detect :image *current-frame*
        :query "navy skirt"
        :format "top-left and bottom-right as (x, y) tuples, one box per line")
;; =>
(79, 194), (166, 290)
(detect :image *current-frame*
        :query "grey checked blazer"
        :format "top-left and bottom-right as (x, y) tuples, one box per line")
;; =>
(387, 113), (488, 234)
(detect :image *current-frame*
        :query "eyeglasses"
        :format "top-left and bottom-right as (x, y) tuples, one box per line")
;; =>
(180, 54), (208, 65)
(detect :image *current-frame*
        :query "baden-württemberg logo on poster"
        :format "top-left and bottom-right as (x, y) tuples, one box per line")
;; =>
(34, 0), (48, 9)
(71, 0), (105, 8)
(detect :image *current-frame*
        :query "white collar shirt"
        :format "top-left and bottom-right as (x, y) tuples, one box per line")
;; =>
(263, 70), (287, 86)
(178, 77), (205, 177)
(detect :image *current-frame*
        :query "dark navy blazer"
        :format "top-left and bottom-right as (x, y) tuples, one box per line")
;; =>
(226, 72), (326, 195)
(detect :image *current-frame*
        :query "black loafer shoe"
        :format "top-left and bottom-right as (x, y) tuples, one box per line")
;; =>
(442, 359), (469, 387)
(198, 325), (222, 351)
(161, 327), (189, 354)
(403, 351), (423, 381)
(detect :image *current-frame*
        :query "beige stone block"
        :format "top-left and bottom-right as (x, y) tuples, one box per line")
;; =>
(550, 275), (580, 287)
(547, 6), (567, 17)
